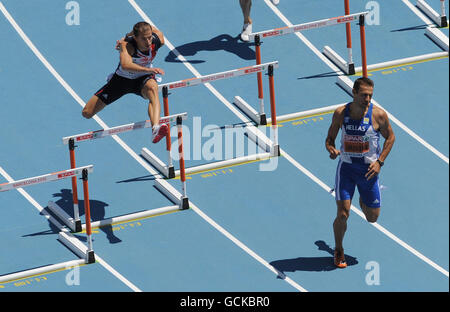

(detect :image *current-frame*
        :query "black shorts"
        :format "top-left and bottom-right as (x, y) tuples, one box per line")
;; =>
(94, 73), (155, 105)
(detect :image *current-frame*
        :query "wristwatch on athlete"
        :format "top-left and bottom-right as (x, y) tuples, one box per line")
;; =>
(376, 159), (384, 167)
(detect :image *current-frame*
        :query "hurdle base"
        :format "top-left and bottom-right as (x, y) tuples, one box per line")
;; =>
(154, 178), (187, 209)
(167, 166), (175, 179)
(0, 259), (86, 284)
(441, 16), (448, 28)
(48, 201), (81, 233)
(141, 147), (170, 178)
(173, 152), (273, 178)
(425, 26), (449, 51)
(234, 96), (264, 125)
(58, 231), (94, 264)
(154, 180), (188, 210)
(271, 144), (280, 157)
(81, 205), (180, 230)
(323, 46), (352, 75)
(336, 75), (354, 95)
(348, 63), (355, 75)
(181, 197), (189, 210)
(74, 220), (82, 233)
(259, 114), (267, 126)
(86, 250), (95, 264)
(417, 0), (447, 27)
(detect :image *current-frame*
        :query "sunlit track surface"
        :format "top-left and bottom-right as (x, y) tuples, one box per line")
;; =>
(0, 0), (447, 295)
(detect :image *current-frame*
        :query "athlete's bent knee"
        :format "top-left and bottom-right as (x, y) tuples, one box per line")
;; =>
(366, 213), (379, 223)
(143, 79), (158, 94)
(82, 108), (93, 119)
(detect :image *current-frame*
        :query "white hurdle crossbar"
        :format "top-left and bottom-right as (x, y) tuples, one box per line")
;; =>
(0, 165), (92, 192)
(0, 165), (95, 264)
(157, 61), (279, 91)
(62, 113), (187, 144)
(249, 12), (367, 40)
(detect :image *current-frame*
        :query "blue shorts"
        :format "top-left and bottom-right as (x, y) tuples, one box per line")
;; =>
(334, 160), (381, 208)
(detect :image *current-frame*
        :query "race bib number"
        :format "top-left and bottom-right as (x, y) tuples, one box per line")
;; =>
(343, 134), (369, 155)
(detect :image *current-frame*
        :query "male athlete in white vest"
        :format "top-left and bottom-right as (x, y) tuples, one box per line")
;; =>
(82, 22), (168, 144)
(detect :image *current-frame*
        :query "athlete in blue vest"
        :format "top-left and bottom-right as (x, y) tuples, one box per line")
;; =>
(82, 22), (168, 144)
(325, 77), (395, 268)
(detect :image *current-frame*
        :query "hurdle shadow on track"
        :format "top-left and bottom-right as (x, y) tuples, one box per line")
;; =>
(165, 34), (255, 64)
(390, 24), (430, 32)
(270, 240), (358, 274)
(297, 71), (342, 80)
(116, 174), (157, 183)
(36, 189), (122, 244)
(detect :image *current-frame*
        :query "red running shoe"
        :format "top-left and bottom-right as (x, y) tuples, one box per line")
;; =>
(334, 249), (347, 268)
(152, 123), (169, 144)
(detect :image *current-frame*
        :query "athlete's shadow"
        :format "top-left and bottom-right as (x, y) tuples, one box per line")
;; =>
(270, 240), (358, 274)
(44, 189), (121, 244)
(165, 34), (255, 64)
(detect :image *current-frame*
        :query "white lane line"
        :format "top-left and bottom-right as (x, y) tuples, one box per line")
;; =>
(0, 166), (144, 290)
(282, 153), (449, 277)
(263, 0), (449, 276)
(263, 0), (344, 72)
(131, 0), (448, 278)
(401, 0), (436, 25)
(373, 99), (448, 164)
(0, 166), (65, 229)
(264, 0), (449, 164)
(0, 1), (142, 292)
(189, 203), (307, 291)
(94, 256), (142, 292)
(128, 0), (308, 292)
(337, 75), (449, 164)
(0, 0), (304, 293)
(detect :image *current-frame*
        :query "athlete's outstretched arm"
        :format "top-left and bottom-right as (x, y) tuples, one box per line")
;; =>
(118, 42), (163, 74)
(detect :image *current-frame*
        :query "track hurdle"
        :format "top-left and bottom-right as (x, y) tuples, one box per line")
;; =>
(0, 165), (95, 264)
(142, 62), (281, 179)
(248, 11), (369, 77)
(158, 61), (280, 128)
(61, 112), (189, 212)
(417, 0), (448, 27)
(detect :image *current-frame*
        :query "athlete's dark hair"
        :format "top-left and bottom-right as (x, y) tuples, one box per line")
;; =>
(127, 21), (152, 37)
(353, 77), (374, 93)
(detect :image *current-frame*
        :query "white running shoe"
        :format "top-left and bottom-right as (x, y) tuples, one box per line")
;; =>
(271, 0), (280, 5)
(240, 22), (252, 42)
